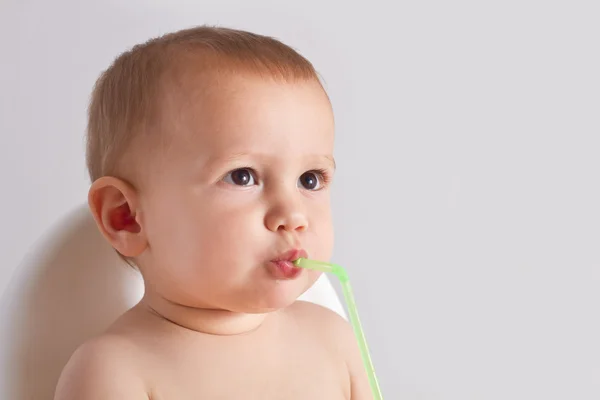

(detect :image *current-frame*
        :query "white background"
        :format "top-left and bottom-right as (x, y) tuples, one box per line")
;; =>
(1, 0), (599, 398)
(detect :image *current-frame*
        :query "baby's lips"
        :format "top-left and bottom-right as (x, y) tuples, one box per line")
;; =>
(272, 248), (308, 263)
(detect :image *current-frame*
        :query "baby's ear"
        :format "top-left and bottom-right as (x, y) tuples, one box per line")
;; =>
(88, 177), (147, 258)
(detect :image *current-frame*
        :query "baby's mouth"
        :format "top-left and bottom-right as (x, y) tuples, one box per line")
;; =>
(267, 248), (308, 280)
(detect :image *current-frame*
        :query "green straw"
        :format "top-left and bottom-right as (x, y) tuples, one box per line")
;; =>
(294, 258), (383, 400)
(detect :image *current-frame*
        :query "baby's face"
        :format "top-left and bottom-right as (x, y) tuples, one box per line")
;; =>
(136, 74), (335, 313)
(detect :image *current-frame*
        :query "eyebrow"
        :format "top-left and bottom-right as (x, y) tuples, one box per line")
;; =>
(325, 155), (337, 170)
(206, 152), (336, 170)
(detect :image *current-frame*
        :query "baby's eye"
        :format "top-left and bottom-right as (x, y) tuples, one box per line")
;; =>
(298, 171), (323, 191)
(223, 168), (257, 186)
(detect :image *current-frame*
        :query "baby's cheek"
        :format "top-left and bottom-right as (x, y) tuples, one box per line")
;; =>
(313, 221), (334, 261)
(321, 234), (335, 261)
(192, 212), (258, 258)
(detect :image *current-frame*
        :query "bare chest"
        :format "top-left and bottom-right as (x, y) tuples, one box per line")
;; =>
(142, 333), (350, 399)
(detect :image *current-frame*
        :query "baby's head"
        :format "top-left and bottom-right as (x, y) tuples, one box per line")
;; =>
(87, 26), (335, 313)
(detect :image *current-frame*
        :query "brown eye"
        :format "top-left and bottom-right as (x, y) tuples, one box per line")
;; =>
(224, 169), (256, 186)
(298, 172), (321, 190)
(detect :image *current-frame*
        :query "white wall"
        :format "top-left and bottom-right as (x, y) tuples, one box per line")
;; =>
(1, 0), (599, 398)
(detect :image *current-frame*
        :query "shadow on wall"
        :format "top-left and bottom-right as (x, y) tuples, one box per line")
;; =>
(0, 205), (144, 400)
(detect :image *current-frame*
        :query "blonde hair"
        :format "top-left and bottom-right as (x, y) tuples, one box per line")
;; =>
(86, 25), (322, 183)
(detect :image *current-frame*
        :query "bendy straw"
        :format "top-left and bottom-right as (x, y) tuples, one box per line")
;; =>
(294, 258), (383, 400)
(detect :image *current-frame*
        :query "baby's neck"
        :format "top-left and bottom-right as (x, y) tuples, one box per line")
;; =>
(139, 293), (270, 335)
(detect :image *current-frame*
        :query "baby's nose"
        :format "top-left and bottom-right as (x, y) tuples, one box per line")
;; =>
(264, 203), (308, 233)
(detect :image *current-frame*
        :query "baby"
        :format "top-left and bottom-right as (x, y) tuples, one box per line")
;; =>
(54, 26), (371, 399)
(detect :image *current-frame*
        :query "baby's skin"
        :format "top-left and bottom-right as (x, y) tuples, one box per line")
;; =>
(54, 74), (372, 399)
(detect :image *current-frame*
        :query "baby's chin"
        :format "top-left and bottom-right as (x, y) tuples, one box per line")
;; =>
(153, 269), (321, 315)
(228, 273), (319, 314)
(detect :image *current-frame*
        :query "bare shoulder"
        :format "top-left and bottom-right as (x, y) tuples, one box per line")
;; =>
(285, 300), (356, 358)
(286, 301), (374, 399)
(286, 300), (350, 338)
(54, 334), (149, 400)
